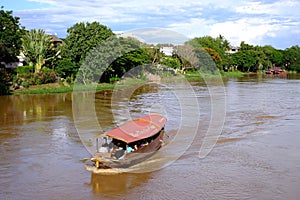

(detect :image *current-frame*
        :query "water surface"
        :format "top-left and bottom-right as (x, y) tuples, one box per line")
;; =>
(1, 74), (300, 199)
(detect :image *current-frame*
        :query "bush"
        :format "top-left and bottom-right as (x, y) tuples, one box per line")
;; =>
(34, 70), (57, 84)
(0, 83), (9, 95)
(66, 76), (72, 84)
(290, 64), (300, 72)
(56, 58), (77, 78)
(48, 71), (57, 83)
(13, 67), (58, 87)
(0, 70), (10, 95)
(21, 81), (29, 88)
(15, 66), (34, 74)
(109, 77), (120, 83)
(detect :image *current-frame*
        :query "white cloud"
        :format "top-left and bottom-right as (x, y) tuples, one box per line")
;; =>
(168, 18), (213, 39)
(235, 0), (300, 15)
(209, 18), (287, 46)
(11, 0), (300, 48)
(123, 28), (189, 44)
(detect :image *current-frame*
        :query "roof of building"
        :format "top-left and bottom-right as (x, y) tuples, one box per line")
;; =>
(48, 34), (64, 44)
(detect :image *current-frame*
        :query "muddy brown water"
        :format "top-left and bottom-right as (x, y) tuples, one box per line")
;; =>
(1, 74), (300, 199)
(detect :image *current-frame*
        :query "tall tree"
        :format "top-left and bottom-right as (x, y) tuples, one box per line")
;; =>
(228, 42), (271, 72)
(174, 43), (199, 72)
(229, 50), (256, 72)
(62, 21), (114, 72)
(0, 7), (24, 64)
(188, 35), (230, 70)
(284, 45), (300, 72)
(109, 47), (153, 80)
(261, 45), (283, 68)
(76, 36), (148, 84)
(21, 29), (55, 73)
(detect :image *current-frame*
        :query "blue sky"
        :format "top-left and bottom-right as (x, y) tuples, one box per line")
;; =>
(2, 0), (300, 49)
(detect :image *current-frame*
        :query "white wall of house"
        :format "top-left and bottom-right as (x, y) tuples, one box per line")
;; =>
(1, 52), (25, 68)
(160, 46), (174, 56)
(226, 46), (240, 54)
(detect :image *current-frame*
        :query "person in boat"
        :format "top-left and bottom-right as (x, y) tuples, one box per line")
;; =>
(107, 141), (113, 152)
(108, 140), (118, 153)
(114, 146), (125, 159)
(126, 145), (134, 153)
(102, 138), (108, 147)
(111, 142), (125, 159)
(99, 138), (109, 152)
(141, 140), (149, 147)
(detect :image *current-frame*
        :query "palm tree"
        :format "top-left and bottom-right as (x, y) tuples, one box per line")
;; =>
(21, 29), (53, 73)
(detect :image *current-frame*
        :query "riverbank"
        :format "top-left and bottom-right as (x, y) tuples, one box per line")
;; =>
(11, 71), (245, 95)
(184, 70), (245, 82)
(12, 83), (116, 95)
(12, 78), (147, 95)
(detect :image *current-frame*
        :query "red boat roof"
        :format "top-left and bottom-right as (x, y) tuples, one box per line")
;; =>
(105, 113), (167, 143)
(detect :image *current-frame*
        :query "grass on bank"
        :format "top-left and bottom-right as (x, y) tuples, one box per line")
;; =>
(220, 70), (245, 78)
(11, 70), (246, 95)
(184, 70), (245, 82)
(12, 78), (147, 95)
(12, 71), (246, 95)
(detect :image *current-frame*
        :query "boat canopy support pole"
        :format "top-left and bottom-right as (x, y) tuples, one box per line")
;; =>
(96, 138), (99, 153)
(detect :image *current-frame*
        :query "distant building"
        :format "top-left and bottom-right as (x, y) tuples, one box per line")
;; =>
(48, 34), (65, 47)
(160, 44), (176, 56)
(0, 52), (25, 69)
(226, 46), (240, 54)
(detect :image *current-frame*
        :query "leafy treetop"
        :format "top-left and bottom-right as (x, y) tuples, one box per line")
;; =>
(0, 6), (24, 64)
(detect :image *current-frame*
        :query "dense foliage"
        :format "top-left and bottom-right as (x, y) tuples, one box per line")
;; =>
(0, 7), (24, 64)
(188, 35), (230, 70)
(61, 22), (114, 74)
(76, 36), (150, 84)
(283, 45), (300, 72)
(21, 29), (58, 73)
(55, 58), (76, 79)
(14, 66), (57, 87)
(0, 70), (10, 95)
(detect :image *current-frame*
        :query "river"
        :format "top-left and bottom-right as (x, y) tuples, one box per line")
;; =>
(1, 74), (300, 199)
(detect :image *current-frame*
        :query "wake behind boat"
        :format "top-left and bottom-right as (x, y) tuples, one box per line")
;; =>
(85, 113), (167, 173)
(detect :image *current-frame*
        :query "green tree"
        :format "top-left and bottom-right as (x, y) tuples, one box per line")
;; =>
(284, 45), (300, 72)
(228, 42), (271, 72)
(216, 34), (231, 52)
(240, 41), (253, 51)
(0, 7), (24, 64)
(261, 45), (283, 69)
(229, 50), (256, 72)
(55, 58), (76, 78)
(160, 56), (181, 69)
(173, 44), (199, 72)
(76, 36), (149, 84)
(0, 70), (10, 95)
(203, 47), (222, 66)
(21, 29), (56, 73)
(188, 35), (230, 70)
(109, 47), (153, 80)
(62, 21), (114, 74)
(44, 35), (64, 70)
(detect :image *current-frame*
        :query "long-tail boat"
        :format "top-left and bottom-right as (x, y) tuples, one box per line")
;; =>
(85, 113), (167, 172)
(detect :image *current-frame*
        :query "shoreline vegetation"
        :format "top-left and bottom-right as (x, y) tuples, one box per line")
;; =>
(11, 69), (299, 95)
(12, 77), (149, 95)
(11, 71), (244, 95)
